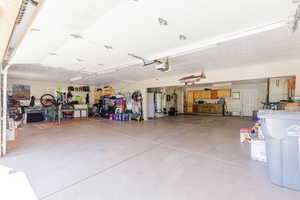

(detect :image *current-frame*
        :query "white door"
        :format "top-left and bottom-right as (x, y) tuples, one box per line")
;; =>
(147, 93), (155, 118)
(241, 89), (258, 116)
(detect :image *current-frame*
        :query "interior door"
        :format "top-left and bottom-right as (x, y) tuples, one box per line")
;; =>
(147, 93), (155, 118)
(241, 89), (258, 116)
(186, 91), (194, 112)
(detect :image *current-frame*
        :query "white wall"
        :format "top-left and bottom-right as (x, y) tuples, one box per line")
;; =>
(162, 87), (185, 113)
(105, 59), (300, 119)
(269, 77), (290, 102)
(8, 79), (98, 105)
(186, 82), (267, 114)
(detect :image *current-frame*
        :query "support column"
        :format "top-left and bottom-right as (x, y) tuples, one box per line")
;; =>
(141, 88), (148, 121)
(1, 67), (8, 156)
(296, 73), (300, 97)
(0, 64), (2, 156)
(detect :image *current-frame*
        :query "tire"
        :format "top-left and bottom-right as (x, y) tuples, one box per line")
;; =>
(40, 94), (56, 107)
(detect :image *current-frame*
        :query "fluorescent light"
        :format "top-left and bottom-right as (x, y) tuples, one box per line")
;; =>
(213, 83), (232, 87)
(147, 19), (289, 61)
(220, 20), (288, 42)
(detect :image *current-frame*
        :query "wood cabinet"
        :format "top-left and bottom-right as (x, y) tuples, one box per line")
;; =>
(191, 89), (230, 100)
(202, 90), (211, 99)
(186, 91), (194, 113)
(211, 90), (218, 99)
(103, 89), (115, 96)
(193, 90), (211, 99)
(217, 89), (231, 97)
(94, 89), (115, 103)
(94, 91), (102, 103)
(185, 89), (231, 113)
(193, 104), (224, 115)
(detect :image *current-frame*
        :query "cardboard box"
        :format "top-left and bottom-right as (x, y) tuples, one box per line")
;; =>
(240, 128), (251, 144)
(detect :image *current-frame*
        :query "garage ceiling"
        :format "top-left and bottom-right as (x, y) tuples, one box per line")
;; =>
(8, 0), (299, 84)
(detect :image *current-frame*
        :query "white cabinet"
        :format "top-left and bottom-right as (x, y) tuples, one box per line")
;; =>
(73, 104), (88, 118)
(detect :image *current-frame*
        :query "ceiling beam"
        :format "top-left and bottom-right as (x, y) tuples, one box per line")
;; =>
(0, 0), (23, 69)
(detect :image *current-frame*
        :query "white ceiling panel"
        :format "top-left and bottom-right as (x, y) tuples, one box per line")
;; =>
(9, 0), (299, 84)
(12, 0), (123, 64)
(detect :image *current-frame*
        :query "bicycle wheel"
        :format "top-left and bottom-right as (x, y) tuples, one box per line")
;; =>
(40, 94), (56, 107)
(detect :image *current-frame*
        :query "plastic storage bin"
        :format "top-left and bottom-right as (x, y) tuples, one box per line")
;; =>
(258, 110), (300, 191)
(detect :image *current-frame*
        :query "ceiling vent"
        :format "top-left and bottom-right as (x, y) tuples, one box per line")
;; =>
(158, 17), (168, 26)
(104, 45), (113, 50)
(76, 58), (84, 62)
(16, 0), (39, 24)
(30, 28), (40, 32)
(70, 34), (83, 39)
(16, 0), (29, 24)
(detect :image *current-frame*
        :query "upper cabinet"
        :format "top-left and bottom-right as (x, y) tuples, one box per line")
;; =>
(217, 89), (231, 97)
(193, 90), (212, 99)
(202, 90), (211, 99)
(190, 89), (231, 100)
(211, 90), (218, 99)
(186, 91), (194, 113)
(187, 91), (194, 105)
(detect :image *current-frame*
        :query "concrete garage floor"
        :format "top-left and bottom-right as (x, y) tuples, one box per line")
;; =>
(1, 115), (300, 200)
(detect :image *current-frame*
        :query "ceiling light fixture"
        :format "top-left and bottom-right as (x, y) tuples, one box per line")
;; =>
(104, 45), (113, 50)
(158, 17), (168, 26)
(147, 19), (288, 61)
(48, 52), (57, 56)
(70, 34), (83, 39)
(30, 0), (39, 6)
(76, 58), (84, 62)
(179, 34), (187, 40)
(212, 83), (232, 87)
(98, 64), (104, 66)
(30, 28), (40, 32)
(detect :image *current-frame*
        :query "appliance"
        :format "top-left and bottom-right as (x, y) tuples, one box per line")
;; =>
(128, 53), (170, 72)
(155, 58), (170, 72)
